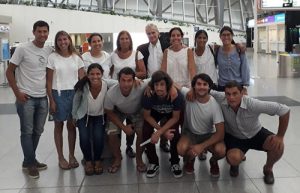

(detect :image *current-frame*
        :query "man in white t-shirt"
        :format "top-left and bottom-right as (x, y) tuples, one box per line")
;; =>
(6, 20), (53, 179)
(177, 73), (226, 177)
(104, 67), (149, 173)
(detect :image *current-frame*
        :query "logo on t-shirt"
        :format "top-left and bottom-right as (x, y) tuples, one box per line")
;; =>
(37, 55), (47, 67)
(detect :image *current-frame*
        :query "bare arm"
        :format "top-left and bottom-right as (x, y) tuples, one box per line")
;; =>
(46, 68), (55, 113)
(6, 63), (29, 103)
(105, 109), (134, 135)
(143, 109), (162, 131)
(78, 67), (85, 79)
(160, 49), (168, 72)
(136, 59), (146, 79)
(187, 48), (196, 81)
(191, 122), (225, 155)
(277, 110), (290, 138)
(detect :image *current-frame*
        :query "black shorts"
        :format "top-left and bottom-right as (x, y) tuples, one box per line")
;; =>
(224, 127), (274, 154)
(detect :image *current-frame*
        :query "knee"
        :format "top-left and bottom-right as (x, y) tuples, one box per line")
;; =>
(213, 143), (226, 158)
(226, 149), (243, 166)
(177, 142), (188, 157)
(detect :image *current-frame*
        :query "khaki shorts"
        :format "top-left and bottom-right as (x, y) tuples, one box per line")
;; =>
(106, 109), (143, 135)
(182, 128), (213, 145)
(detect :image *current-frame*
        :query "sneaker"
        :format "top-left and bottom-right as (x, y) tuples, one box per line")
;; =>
(126, 147), (136, 158)
(28, 166), (39, 179)
(209, 158), (220, 177)
(198, 152), (207, 161)
(263, 166), (274, 184)
(23, 160), (47, 170)
(171, 164), (183, 178)
(184, 159), (195, 174)
(146, 164), (159, 178)
(230, 165), (239, 177)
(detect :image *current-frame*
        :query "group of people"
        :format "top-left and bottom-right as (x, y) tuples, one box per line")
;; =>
(6, 20), (290, 185)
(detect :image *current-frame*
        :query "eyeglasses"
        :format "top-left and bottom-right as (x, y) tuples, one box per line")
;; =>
(221, 33), (232, 37)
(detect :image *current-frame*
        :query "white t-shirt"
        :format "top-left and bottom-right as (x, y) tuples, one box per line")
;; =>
(104, 79), (150, 114)
(181, 87), (224, 135)
(109, 50), (143, 80)
(194, 45), (218, 84)
(147, 41), (163, 77)
(82, 51), (111, 79)
(47, 53), (84, 91)
(166, 47), (190, 88)
(87, 80), (107, 116)
(10, 42), (53, 97)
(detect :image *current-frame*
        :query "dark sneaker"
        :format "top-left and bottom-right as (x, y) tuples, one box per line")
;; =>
(28, 166), (39, 179)
(171, 164), (183, 178)
(198, 152), (207, 161)
(209, 158), (220, 177)
(160, 142), (170, 153)
(184, 159), (195, 174)
(263, 166), (275, 184)
(126, 147), (136, 158)
(23, 160), (47, 170)
(146, 164), (159, 178)
(230, 165), (239, 177)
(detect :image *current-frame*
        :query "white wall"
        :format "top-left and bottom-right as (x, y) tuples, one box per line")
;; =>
(0, 5), (246, 47)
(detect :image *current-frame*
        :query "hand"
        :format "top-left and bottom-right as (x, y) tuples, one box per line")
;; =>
(265, 135), (284, 151)
(144, 85), (153, 97)
(151, 131), (161, 144)
(134, 78), (143, 88)
(163, 129), (175, 140)
(186, 89), (195, 102)
(236, 43), (246, 53)
(123, 124), (135, 136)
(187, 144), (205, 159)
(49, 101), (56, 114)
(16, 91), (29, 103)
(242, 87), (248, 95)
(72, 119), (77, 127)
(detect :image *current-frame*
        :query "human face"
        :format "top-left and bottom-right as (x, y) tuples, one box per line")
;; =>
(220, 30), (233, 46)
(154, 80), (168, 98)
(196, 33), (208, 48)
(170, 29), (182, 45)
(88, 68), (103, 87)
(90, 35), (103, 51)
(119, 33), (131, 50)
(119, 74), (134, 96)
(225, 87), (243, 110)
(146, 27), (159, 44)
(56, 34), (70, 52)
(194, 78), (209, 98)
(33, 26), (49, 45)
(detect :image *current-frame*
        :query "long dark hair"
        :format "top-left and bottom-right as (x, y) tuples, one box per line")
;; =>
(74, 63), (104, 91)
(149, 70), (173, 92)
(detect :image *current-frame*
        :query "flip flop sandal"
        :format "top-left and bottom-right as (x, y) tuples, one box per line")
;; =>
(108, 164), (120, 173)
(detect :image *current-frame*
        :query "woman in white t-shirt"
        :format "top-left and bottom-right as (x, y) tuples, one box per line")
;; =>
(82, 33), (111, 78)
(46, 31), (85, 170)
(161, 27), (196, 88)
(194, 30), (218, 86)
(109, 30), (146, 80)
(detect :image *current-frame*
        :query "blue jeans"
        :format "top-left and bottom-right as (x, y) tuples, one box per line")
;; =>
(16, 96), (48, 166)
(77, 115), (105, 161)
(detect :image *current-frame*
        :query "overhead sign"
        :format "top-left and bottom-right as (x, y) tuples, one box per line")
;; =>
(260, 0), (300, 9)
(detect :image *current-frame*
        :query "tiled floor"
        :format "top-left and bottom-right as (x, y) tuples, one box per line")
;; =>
(0, 51), (300, 193)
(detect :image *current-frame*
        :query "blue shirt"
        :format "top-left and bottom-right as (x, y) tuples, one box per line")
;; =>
(217, 47), (250, 87)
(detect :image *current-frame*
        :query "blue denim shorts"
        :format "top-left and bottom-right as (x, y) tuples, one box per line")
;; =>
(52, 89), (75, 122)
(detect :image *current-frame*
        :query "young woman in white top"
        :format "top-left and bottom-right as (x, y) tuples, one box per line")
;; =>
(109, 30), (146, 80)
(72, 63), (107, 175)
(82, 33), (111, 78)
(161, 27), (196, 88)
(194, 30), (218, 86)
(46, 31), (85, 170)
